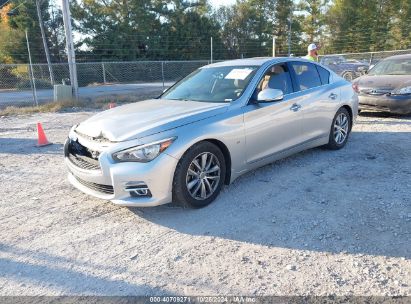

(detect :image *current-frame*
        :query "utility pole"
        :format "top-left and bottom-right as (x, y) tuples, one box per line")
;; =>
(210, 37), (213, 63)
(272, 36), (276, 57)
(25, 30), (38, 106)
(36, 0), (54, 85)
(61, 0), (78, 100)
(287, 15), (292, 57)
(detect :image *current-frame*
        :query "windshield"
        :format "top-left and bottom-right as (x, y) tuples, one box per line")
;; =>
(162, 65), (259, 103)
(368, 58), (411, 75)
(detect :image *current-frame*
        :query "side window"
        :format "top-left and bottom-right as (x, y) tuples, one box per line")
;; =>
(256, 64), (294, 95)
(290, 62), (322, 91)
(316, 65), (330, 85)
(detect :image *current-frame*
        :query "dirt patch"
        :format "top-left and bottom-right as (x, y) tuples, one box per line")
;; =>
(0, 111), (410, 296)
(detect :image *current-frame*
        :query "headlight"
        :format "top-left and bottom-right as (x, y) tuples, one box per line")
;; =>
(112, 137), (176, 162)
(392, 86), (411, 95)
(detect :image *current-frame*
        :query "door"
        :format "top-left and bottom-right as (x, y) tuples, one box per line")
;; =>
(243, 63), (304, 164)
(288, 61), (338, 141)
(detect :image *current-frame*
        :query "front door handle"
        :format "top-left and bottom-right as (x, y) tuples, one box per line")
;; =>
(290, 103), (301, 112)
(329, 93), (338, 100)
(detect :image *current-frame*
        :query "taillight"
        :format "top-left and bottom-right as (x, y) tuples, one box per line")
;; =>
(352, 83), (360, 93)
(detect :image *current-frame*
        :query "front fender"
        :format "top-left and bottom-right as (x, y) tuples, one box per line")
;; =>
(139, 106), (247, 183)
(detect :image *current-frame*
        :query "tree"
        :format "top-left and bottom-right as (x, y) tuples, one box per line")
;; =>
(273, 0), (305, 56)
(297, 0), (329, 47)
(72, 0), (162, 61)
(72, 0), (223, 61)
(0, 3), (19, 64)
(5, 0), (52, 63)
(154, 0), (223, 60)
(214, 0), (296, 59)
(46, 1), (66, 62)
(326, 0), (405, 53)
(389, 0), (411, 49)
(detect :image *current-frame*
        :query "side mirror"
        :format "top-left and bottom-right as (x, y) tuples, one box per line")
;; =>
(257, 88), (284, 102)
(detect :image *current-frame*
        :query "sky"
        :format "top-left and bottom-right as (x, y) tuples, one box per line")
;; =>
(209, 0), (237, 7)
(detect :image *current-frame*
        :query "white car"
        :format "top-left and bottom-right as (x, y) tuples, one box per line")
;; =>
(65, 57), (358, 208)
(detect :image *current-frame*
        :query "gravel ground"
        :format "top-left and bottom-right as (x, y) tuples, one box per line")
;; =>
(0, 110), (410, 296)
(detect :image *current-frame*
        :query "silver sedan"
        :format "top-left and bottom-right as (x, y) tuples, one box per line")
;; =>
(65, 57), (358, 208)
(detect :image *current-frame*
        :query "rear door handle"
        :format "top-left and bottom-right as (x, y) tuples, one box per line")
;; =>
(329, 93), (338, 100)
(290, 103), (301, 112)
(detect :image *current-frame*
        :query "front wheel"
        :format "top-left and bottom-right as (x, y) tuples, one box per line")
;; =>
(325, 107), (352, 150)
(172, 142), (226, 208)
(342, 71), (353, 82)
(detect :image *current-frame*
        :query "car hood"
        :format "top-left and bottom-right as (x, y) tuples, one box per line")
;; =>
(75, 99), (229, 142)
(339, 62), (368, 69)
(355, 75), (411, 91)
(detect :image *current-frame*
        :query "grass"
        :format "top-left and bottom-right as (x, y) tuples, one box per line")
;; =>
(0, 100), (83, 117)
(0, 93), (158, 117)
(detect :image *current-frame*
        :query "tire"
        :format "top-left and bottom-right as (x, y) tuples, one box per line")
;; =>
(172, 141), (226, 208)
(325, 107), (352, 150)
(342, 71), (353, 82)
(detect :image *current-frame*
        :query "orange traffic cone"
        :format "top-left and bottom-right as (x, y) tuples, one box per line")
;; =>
(36, 122), (52, 147)
(108, 102), (116, 109)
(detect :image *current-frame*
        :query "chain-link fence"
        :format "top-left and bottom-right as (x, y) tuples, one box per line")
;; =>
(318, 49), (411, 81)
(0, 60), (212, 107)
(1, 49), (411, 108)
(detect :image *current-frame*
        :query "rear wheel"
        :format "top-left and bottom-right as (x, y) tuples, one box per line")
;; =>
(326, 107), (351, 150)
(172, 142), (226, 208)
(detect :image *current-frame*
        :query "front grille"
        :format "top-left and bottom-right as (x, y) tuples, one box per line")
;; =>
(68, 154), (100, 170)
(359, 104), (391, 112)
(66, 139), (101, 170)
(362, 88), (392, 96)
(73, 174), (114, 195)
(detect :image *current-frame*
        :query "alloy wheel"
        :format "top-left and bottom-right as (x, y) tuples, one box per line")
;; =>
(334, 113), (349, 145)
(343, 72), (353, 81)
(185, 152), (221, 200)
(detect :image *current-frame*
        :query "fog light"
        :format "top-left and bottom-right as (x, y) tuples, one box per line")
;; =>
(131, 189), (150, 197)
(124, 182), (152, 197)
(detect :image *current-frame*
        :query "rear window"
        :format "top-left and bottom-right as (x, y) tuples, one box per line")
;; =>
(290, 62), (322, 91)
(316, 66), (330, 85)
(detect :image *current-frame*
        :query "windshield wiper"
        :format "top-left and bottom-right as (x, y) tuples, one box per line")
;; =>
(167, 98), (190, 101)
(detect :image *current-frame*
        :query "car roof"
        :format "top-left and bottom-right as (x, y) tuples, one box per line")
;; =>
(205, 57), (274, 68)
(204, 57), (314, 68)
(383, 53), (411, 60)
